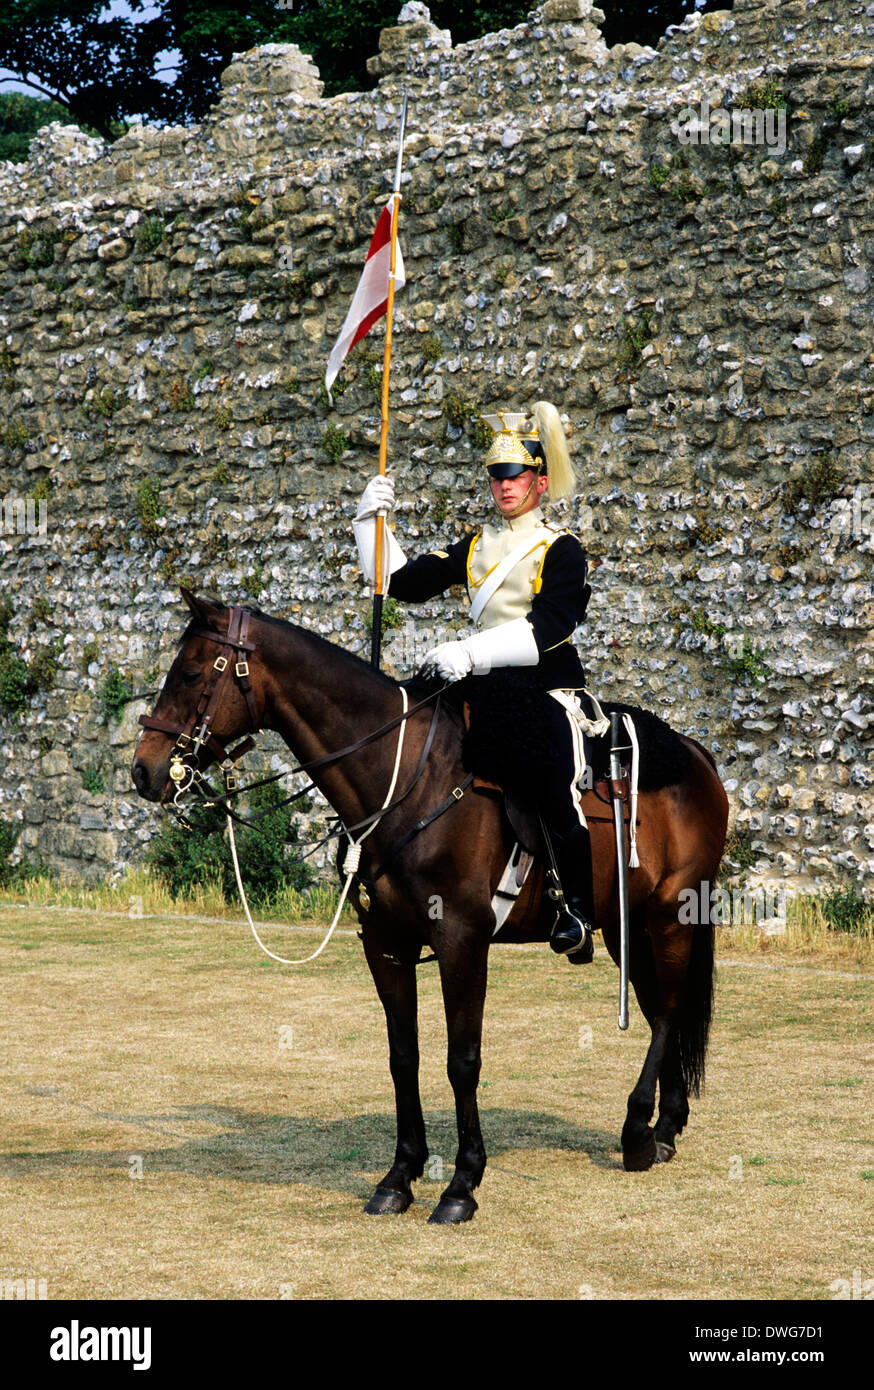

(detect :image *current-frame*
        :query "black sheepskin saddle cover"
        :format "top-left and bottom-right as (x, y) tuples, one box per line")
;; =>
(449, 669), (693, 797)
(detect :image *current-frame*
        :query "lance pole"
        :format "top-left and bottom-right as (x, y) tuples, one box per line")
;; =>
(371, 92), (408, 670)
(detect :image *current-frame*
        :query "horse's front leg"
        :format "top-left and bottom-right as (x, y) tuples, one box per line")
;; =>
(429, 926), (489, 1225)
(361, 927), (427, 1215)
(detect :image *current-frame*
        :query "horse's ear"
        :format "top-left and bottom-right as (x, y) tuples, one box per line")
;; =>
(180, 588), (210, 623)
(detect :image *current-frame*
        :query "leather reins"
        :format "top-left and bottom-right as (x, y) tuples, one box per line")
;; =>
(138, 607), (461, 852)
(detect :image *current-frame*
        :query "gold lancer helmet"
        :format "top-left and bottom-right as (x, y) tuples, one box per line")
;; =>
(481, 402), (575, 500)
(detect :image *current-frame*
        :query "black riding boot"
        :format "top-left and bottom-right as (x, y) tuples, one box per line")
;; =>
(546, 823), (597, 964)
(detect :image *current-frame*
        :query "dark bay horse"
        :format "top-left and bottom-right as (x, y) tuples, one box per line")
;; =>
(131, 590), (728, 1225)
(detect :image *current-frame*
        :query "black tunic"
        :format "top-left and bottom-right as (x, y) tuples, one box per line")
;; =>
(388, 529), (589, 691)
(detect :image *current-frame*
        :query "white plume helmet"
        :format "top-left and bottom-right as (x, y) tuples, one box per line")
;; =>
(523, 401), (575, 500)
(525, 403), (572, 500)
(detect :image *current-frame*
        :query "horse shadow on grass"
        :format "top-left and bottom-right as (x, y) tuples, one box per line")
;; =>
(2, 1100), (622, 1200)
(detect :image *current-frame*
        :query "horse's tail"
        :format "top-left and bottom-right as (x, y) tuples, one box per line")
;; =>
(677, 919), (715, 1099)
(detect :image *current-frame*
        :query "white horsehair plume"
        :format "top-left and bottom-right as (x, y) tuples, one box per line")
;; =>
(529, 401), (575, 500)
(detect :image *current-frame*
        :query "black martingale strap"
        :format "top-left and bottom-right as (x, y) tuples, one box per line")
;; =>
(361, 771), (474, 888)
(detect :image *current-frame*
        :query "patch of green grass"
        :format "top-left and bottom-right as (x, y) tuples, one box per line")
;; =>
(27, 641), (62, 693)
(167, 377), (194, 412)
(420, 332), (443, 365)
(689, 608), (726, 640)
(821, 879), (869, 935)
(321, 421), (349, 464)
(92, 385), (123, 419)
(136, 476), (163, 541)
(722, 830), (757, 871)
(100, 666), (133, 724)
(135, 216), (165, 254)
(447, 222), (465, 253)
(80, 640), (99, 670)
(803, 137), (824, 176)
(741, 80), (790, 112)
(82, 763), (105, 794)
(365, 597), (402, 640)
(31, 596), (51, 626)
(617, 310), (654, 371)
(775, 541), (803, 568)
(725, 635), (770, 686)
(0, 649), (29, 715)
(432, 488), (450, 528)
(784, 454), (845, 515)
(16, 223), (63, 269)
(0, 343), (16, 379)
(283, 264), (315, 302)
(1, 418), (29, 448)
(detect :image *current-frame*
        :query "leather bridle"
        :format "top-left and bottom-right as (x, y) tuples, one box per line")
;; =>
(137, 606), (259, 787)
(136, 606), (458, 830)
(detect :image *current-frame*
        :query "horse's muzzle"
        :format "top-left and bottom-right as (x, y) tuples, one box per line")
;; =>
(130, 758), (166, 802)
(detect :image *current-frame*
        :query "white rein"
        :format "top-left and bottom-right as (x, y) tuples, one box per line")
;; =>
(226, 686), (410, 965)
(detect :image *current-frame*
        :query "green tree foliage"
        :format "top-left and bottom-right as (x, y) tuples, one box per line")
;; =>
(0, 2), (727, 138)
(144, 780), (315, 906)
(0, 91), (68, 162)
(0, 1), (177, 140)
(598, 1), (723, 49)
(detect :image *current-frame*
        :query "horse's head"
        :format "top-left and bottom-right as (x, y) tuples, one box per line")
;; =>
(131, 589), (262, 803)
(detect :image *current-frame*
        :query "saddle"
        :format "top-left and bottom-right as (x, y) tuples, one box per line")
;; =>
(461, 692), (638, 929)
(467, 721), (634, 859)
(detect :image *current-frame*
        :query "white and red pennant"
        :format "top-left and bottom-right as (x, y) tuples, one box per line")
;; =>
(325, 199), (406, 400)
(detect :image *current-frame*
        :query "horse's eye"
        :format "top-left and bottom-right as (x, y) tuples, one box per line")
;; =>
(181, 668), (202, 686)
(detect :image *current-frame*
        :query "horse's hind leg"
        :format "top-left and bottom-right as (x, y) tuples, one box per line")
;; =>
(429, 927), (489, 1225)
(361, 933), (427, 1215)
(622, 900), (712, 1171)
(620, 910), (686, 1171)
(652, 1033), (689, 1163)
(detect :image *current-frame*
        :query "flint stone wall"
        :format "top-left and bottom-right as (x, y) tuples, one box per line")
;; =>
(0, 0), (872, 893)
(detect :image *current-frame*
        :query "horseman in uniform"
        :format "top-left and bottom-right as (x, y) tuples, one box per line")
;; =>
(352, 402), (596, 964)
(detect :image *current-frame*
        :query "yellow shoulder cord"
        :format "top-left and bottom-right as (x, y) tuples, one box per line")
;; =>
(532, 540), (551, 594)
(466, 533), (491, 589)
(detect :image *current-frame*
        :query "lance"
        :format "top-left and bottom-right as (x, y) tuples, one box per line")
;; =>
(370, 92), (408, 670)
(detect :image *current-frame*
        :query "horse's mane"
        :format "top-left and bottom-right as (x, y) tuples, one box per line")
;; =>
(186, 598), (402, 692)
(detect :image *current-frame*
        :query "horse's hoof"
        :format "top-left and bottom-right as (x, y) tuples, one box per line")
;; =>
(427, 1195), (478, 1225)
(364, 1186), (413, 1215)
(654, 1140), (676, 1164)
(623, 1132), (657, 1172)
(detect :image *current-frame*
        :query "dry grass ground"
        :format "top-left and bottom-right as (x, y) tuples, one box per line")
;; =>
(0, 900), (872, 1301)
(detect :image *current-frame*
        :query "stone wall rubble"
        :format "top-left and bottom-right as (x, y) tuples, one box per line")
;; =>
(0, 0), (872, 893)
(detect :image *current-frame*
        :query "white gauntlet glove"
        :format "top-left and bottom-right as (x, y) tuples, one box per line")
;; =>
(420, 618), (539, 683)
(356, 474), (395, 521)
(353, 473), (407, 594)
